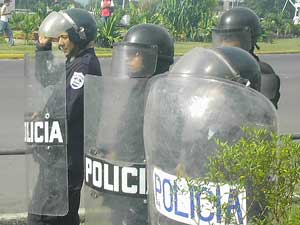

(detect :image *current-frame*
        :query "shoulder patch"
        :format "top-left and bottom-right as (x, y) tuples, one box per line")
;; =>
(70, 72), (85, 89)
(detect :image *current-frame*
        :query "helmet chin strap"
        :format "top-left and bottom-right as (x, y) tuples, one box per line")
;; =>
(255, 43), (260, 50)
(60, 11), (87, 40)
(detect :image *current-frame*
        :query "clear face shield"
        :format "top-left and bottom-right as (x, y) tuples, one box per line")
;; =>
(111, 42), (158, 78)
(38, 11), (74, 39)
(212, 28), (252, 51)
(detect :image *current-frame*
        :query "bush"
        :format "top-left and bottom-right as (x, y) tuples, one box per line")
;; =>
(10, 12), (41, 44)
(206, 127), (300, 224)
(96, 11), (123, 48)
(174, 127), (300, 224)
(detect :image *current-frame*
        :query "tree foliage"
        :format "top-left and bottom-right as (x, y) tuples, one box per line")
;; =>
(207, 127), (300, 224)
(124, 0), (161, 25)
(96, 11), (123, 48)
(15, 0), (83, 11)
(11, 0), (300, 45)
(158, 0), (218, 41)
(241, 0), (294, 19)
(237, 0), (300, 40)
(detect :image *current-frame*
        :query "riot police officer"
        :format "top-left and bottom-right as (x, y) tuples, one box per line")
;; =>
(212, 7), (281, 108)
(143, 46), (277, 225)
(160, 46), (263, 182)
(171, 46), (261, 91)
(114, 24), (174, 225)
(27, 8), (101, 225)
(123, 23), (174, 75)
(83, 24), (174, 225)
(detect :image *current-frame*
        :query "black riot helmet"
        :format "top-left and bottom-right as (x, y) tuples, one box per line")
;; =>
(39, 8), (97, 49)
(212, 7), (261, 52)
(123, 24), (174, 75)
(170, 46), (261, 91)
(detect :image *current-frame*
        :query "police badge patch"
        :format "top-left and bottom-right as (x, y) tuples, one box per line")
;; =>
(70, 72), (85, 89)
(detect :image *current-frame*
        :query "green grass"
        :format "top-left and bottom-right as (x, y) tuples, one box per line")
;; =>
(175, 41), (212, 55)
(256, 38), (300, 54)
(1, 38), (300, 59)
(175, 38), (300, 55)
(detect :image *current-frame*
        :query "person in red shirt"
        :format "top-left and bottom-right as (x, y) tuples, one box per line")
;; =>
(101, 0), (114, 23)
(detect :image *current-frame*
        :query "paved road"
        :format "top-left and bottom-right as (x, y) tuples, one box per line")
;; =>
(0, 54), (299, 214)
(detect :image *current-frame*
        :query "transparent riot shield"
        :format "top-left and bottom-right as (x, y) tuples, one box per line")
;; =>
(84, 41), (156, 225)
(24, 52), (68, 216)
(144, 76), (278, 225)
(84, 75), (148, 225)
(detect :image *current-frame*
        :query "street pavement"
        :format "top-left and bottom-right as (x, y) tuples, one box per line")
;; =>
(0, 54), (299, 214)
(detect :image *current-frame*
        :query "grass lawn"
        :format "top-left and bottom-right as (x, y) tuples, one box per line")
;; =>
(256, 38), (300, 54)
(1, 37), (300, 59)
(175, 38), (300, 55)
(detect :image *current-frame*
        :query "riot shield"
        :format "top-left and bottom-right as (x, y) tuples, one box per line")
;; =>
(84, 42), (157, 225)
(144, 75), (277, 225)
(24, 51), (68, 216)
(84, 75), (148, 225)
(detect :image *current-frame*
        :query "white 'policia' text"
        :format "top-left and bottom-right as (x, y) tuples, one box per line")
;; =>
(24, 121), (64, 144)
(85, 155), (147, 198)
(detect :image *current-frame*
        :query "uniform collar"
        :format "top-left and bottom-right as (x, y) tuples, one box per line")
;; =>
(66, 47), (95, 63)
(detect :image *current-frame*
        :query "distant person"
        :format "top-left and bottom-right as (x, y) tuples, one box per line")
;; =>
(0, 0), (14, 46)
(212, 7), (281, 109)
(101, 0), (114, 24)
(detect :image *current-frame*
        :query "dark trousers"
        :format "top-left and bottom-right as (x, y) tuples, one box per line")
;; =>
(27, 190), (81, 225)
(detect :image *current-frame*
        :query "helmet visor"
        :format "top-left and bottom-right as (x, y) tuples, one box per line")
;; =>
(112, 42), (158, 78)
(212, 28), (252, 51)
(38, 11), (73, 38)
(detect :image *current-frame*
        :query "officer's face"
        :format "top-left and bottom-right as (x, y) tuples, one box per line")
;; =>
(58, 32), (76, 58)
(221, 40), (242, 48)
(127, 53), (144, 73)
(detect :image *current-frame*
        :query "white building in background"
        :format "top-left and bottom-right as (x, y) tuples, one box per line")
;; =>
(220, 0), (244, 10)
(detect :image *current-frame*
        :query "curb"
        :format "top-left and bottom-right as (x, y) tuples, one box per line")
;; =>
(0, 208), (85, 225)
(0, 54), (25, 59)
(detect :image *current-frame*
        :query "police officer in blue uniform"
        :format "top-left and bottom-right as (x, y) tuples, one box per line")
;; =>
(121, 24), (174, 225)
(212, 7), (281, 109)
(96, 24), (174, 225)
(27, 8), (101, 225)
